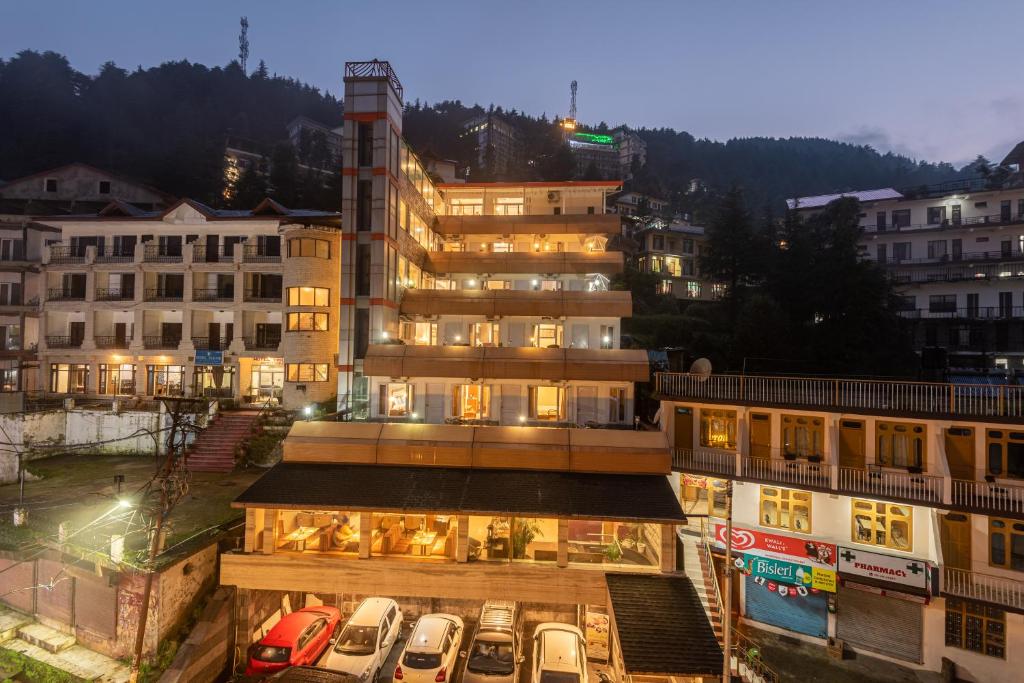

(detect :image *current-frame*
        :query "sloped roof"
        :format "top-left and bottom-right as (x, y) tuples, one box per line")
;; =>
(787, 187), (903, 210)
(1002, 141), (1024, 167)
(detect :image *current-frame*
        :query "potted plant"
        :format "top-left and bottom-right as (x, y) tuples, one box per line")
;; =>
(604, 539), (623, 563)
(510, 518), (542, 559)
(633, 527), (647, 555)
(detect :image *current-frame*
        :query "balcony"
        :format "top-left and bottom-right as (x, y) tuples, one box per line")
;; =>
(191, 337), (230, 351)
(427, 250), (624, 275)
(655, 372), (1024, 419)
(243, 245), (281, 263)
(889, 262), (1024, 285)
(435, 213), (621, 235)
(897, 306), (1024, 320)
(95, 287), (134, 301)
(193, 288), (234, 302)
(864, 210), (1024, 235)
(943, 567), (1024, 611)
(143, 335), (181, 350)
(144, 288), (184, 302)
(95, 248), (135, 264)
(243, 336), (281, 351)
(244, 289), (282, 304)
(44, 335), (82, 349)
(143, 245), (183, 263)
(47, 288), (85, 302)
(881, 248), (1024, 267)
(399, 288), (632, 318)
(192, 245), (234, 263)
(94, 335), (130, 350)
(47, 246), (86, 265)
(950, 478), (1024, 516)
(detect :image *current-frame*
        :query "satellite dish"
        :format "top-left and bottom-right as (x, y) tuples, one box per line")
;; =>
(689, 357), (712, 381)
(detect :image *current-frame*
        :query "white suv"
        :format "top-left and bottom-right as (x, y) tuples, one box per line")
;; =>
(394, 614), (464, 683)
(324, 598), (403, 682)
(532, 624), (588, 683)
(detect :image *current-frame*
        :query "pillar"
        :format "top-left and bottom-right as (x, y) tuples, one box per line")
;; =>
(660, 524), (676, 573)
(457, 515), (469, 563)
(557, 519), (569, 568)
(262, 509), (277, 554)
(359, 513), (371, 559)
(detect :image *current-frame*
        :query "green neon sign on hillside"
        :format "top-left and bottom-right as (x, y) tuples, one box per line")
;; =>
(573, 132), (615, 145)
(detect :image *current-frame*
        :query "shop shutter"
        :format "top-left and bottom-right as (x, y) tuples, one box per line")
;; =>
(837, 585), (922, 663)
(73, 571), (117, 639)
(0, 558), (35, 613)
(35, 559), (74, 624)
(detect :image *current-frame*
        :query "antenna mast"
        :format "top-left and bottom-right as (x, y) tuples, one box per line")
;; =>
(569, 80), (578, 121)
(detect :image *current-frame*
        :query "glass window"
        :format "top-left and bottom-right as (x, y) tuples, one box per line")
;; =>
(782, 415), (824, 459)
(532, 324), (563, 348)
(379, 383), (413, 417)
(700, 409), (737, 449)
(287, 312), (329, 331)
(453, 385), (490, 420)
(286, 364), (329, 382)
(287, 238), (330, 259)
(567, 521), (659, 567)
(467, 516), (557, 563)
(371, 513), (454, 558)
(985, 430), (1024, 479)
(852, 499), (913, 551)
(760, 487), (811, 533)
(989, 518), (1024, 571)
(876, 421), (926, 469)
(945, 598), (1005, 658)
(449, 198), (483, 216)
(146, 365), (185, 396)
(401, 322), (436, 346)
(49, 363), (89, 394)
(608, 387), (626, 423)
(193, 365), (234, 398)
(686, 281), (701, 299)
(287, 287), (329, 306)
(471, 322), (500, 347)
(529, 386), (564, 421)
(98, 364), (135, 396)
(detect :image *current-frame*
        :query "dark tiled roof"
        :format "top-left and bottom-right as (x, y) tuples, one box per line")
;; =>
(606, 573), (722, 676)
(234, 463), (685, 523)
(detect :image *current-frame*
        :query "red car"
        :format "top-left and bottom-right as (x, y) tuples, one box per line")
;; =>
(247, 606), (343, 677)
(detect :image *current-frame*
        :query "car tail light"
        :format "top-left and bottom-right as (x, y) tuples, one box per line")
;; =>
(435, 667), (447, 682)
(394, 665), (404, 680)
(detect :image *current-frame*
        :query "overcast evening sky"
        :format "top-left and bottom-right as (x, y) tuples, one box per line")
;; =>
(2, 0), (1021, 167)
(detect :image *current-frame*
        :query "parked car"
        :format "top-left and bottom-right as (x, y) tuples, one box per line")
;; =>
(463, 601), (524, 683)
(246, 605), (343, 676)
(323, 597), (404, 681)
(269, 666), (361, 683)
(393, 613), (465, 683)
(531, 623), (588, 683)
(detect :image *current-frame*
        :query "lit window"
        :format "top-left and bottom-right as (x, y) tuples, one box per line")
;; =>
(449, 198), (483, 216)
(400, 322), (436, 346)
(663, 256), (682, 276)
(700, 409), (737, 449)
(686, 281), (701, 298)
(945, 598), (1005, 658)
(99, 363), (135, 396)
(379, 383), (413, 417)
(529, 386), (564, 421)
(470, 322), (499, 346)
(287, 287), (329, 306)
(782, 415), (824, 459)
(286, 364), (329, 382)
(657, 280), (673, 295)
(532, 323), (563, 348)
(490, 241), (514, 253)
(453, 384), (490, 419)
(287, 238), (330, 259)
(852, 500), (912, 551)
(989, 517), (1024, 571)
(484, 280), (510, 290)
(493, 199), (524, 216)
(876, 421), (926, 469)
(146, 365), (185, 396)
(286, 312), (329, 331)
(760, 487), (811, 533)
(49, 363), (89, 393)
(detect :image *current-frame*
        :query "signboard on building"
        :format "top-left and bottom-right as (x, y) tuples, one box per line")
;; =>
(837, 546), (929, 590)
(713, 524), (836, 569)
(742, 554), (836, 592)
(195, 350), (224, 366)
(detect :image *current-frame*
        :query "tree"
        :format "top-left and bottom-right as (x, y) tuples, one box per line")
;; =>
(229, 166), (268, 209)
(700, 187), (765, 317)
(268, 143), (299, 205)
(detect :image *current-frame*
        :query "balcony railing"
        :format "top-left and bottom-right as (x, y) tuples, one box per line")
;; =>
(889, 263), (1024, 285)
(944, 567), (1024, 611)
(95, 287), (135, 301)
(192, 245), (235, 263)
(243, 336), (281, 351)
(143, 245), (183, 263)
(94, 336), (130, 349)
(655, 372), (1024, 419)
(47, 288), (85, 301)
(951, 478), (1024, 515)
(243, 245), (281, 263)
(742, 456), (831, 490)
(48, 246), (86, 264)
(838, 466), (944, 504)
(244, 289), (282, 303)
(143, 335), (181, 350)
(193, 288), (235, 302)
(879, 248), (1024, 266)
(144, 288), (184, 301)
(45, 336), (82, 349)
(897, 306), (1024, 320)
(671, 448), (735, 477)
(95, 248), (135, 264)
(192, 337), (230, 351)
(863, 211), (1024, 234)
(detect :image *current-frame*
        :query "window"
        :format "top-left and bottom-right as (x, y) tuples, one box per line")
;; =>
(711, 283), (727, 299)
(531, 323), (563, 348)
(529, 386), (564, 421)
(453, 384), (490, 419)
(484, 280), (510, 290)
(945, 598), (1005, 658)
(985, 430), (1024, 479)
(287, 312), (328, 331)
(686, 281), (701, 299)
(566, 520), (658, 567)
(663, 256), (682, 276)
(470, 322), (499, 347)
(989, 517), (1024, 571)
(851, 500), (912, 551)
(357, 123), (374, 166)
(929, 294), (957, 313)
(600, 325), (615, 349)
(50, 364), (89, 393)
(608, 387), (626, 423)
(927, 207), (946, 225)
(760, 487), (811, 532)
(449, 198), (483, 216)
(98, 180), (111, 194)
(876, 421), (926, 469)
(652, 235), (664, 251)
(288, 238), (330, 259)
(682, 239), (694, 254)
(379, 383), (413, 417)
(700, 409), (737, 449)
(99, 363), (135, 396)
(401, 322), (436, 346)
(356, 244), (371, 296)
(287, 287), (329, 306)
(146, 365), (185, 396)
(357, 180), (373, 230)
(494, 198), (523, 216)
(891, 209), (911, 228)
(287, 364), (329, 382)
(781, 415), (824, 458)
(44, 178), (58, 193)
(927, 239), (948, 258)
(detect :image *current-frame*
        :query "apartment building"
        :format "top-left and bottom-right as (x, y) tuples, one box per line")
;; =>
(35, 198), (340, 409)
(656, 370), (1024, 682)
(461, 113), (524, 177)
(633, 221), (715, 300)
(789, 146), (1024, 371)
(610, 192), (669, 217)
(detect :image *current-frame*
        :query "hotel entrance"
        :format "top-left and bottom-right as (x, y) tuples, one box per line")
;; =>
(246, 357), (284, 404)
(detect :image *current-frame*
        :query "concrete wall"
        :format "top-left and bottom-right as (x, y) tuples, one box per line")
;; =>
(158, 586), (234, 683)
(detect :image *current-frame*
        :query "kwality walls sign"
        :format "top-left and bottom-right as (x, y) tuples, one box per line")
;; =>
(713, 524), (837, 569)
(837, 546), (929, 590)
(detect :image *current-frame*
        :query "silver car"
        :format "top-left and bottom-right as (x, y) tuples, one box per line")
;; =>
(463, 601), (524, 683)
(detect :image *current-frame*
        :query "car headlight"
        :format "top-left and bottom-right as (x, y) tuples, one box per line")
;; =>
(361, 664), (373, 680)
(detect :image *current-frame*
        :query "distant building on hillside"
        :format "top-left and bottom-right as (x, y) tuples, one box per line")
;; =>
(0, 163), (171, 215)
(609, 191), (669, 217)
(461, 113), (524, 177)
(566, 128), (646, 181)
(630, 219), (716, 300)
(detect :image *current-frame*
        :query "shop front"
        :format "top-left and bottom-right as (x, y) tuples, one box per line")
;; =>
(246, 357), (284, 404)
(835, 546), (930, 663)
(193, 364), (235, 399)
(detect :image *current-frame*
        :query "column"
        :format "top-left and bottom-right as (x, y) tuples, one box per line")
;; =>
(358, 513), (371, 560)
(660, 524), (676, 573)
(262, 509), (277, 555)
(456, 515), (469, 563)
(557, 518), (569, 568)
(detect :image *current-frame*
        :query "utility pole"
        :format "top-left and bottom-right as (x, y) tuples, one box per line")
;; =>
(238, 16), (250, 74)
(722, 480), (734, 683)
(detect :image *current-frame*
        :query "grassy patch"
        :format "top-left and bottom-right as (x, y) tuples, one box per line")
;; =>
(0, 647), (84, 682)
(245, 432), (285, 467)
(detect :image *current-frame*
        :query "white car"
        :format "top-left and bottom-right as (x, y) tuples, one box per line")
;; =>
(532, 623), (588, 683)
(324, 598), (404, 682)
(394, 613), (464, 683)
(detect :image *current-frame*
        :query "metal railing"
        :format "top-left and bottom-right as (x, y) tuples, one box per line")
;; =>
(672, 448), (735, 477)
(94, 335), (130, 349)
(95, 248), (135, 263)
(889, 263), (1024, 284)
(879, 248), (1024, 266)
(742, 456), (831, 490)
(242, 245), (281, 263)
(731, 630), (779, 683)
(897, 306), (1024, 320)
(655, 372), (1024, 418)
(47, 246), (86, 264)
(951, 478), (1024, 515)
(192, 337), (230, 351)
(944, 567), (1024, 610)
(47, 288), (85, 301)
(143, 244), (183, 263)
(44, 335), (82, 349)
(838, 466), (943, 504)
(192, 244), (234, 263)
(345, 60), (403, 99)
(244, 289), (282, 303)
(95, 287), (134, 301)
(144, 288), (184, 301)
(863, 211), (1024, 234)
(193, 288), (234, 302)
(243, 336), (281, 351)
(143, 335), (180, 350)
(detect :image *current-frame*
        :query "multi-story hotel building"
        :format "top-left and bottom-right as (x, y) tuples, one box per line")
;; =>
(631, 221), (715, 299)
(656, 370), (1024, 681)
(461, 113), (524, 178)
(34, 198), (341, 409)
(789, 145), (1024, 372)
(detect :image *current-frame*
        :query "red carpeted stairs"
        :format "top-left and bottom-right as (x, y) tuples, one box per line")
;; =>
(186, 410), (260, 473)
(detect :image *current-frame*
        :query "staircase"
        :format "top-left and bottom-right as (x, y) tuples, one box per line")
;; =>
(0, 611), (130, 681)
(186, 410), (261, 473)
(680, 530), (724, 642)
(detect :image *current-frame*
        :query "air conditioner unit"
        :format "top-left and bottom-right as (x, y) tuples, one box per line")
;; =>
(547, 192), (561, 202)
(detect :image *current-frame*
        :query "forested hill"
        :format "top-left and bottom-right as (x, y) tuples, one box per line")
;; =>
(1, 50), (969, 213)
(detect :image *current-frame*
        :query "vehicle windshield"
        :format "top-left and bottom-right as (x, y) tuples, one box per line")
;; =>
(253, 645), (291, 663)
(467, 640), (515, 674)
(403, 652), (443, 669)
(539, 672), (580, 683)
(334, 625), (380, 656)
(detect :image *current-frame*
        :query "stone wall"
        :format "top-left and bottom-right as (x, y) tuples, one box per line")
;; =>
(158, 586), (234, 683)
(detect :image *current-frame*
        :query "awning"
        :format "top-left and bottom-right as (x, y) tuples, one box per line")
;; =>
(232, 462), (685, 523)
(606, 573), (723, 677)
(363, 345), (649, 382)
(399, 289), (632, 318)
